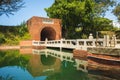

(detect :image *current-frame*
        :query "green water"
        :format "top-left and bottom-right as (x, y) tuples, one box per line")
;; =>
(0, 49), (117, 80)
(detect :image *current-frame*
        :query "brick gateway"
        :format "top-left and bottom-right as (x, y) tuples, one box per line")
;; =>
(27, 16), (62, 41)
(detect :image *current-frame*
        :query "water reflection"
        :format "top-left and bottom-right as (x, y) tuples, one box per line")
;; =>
(32, 49), (89, 80)
(0, 49), (118, 80)
(32, 49), (88, 72)
(41, 55), (56, 66)
(27, 51), (61, 77)
(46, 61), (89, 80)
(0, 66), (47, 80)
(0, 50), (29, 68)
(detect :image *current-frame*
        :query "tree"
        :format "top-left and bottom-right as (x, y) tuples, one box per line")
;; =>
(0, 0), (24, 16)
(0, 32), (5, 44)
(45, 0), (116, 38)
(94, 17), (113, 31)
(113, 3), (120, 22)
(45, 0), (94, 38)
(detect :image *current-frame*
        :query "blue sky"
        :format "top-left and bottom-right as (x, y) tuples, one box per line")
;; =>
(0, 0), (54, 26)
(0, 0), (119, 26)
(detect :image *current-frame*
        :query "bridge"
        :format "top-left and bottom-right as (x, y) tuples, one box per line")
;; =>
(32, 36), (120, 50)
(26, 16), (120, 50)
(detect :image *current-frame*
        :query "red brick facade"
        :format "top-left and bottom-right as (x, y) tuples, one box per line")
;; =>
(27, 16), (62, 41)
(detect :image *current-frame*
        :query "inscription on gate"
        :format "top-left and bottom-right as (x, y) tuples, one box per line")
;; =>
(42, 19), (54, 24)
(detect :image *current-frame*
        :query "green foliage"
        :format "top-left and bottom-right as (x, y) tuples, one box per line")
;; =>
(0, 33), (5, 45)
(41, 55), (56, 66)
(46, 61), (90, 80)
(45, 0), (116, 39)
(45, 0), (95, 38)
(81, 34), (88, 39)
(0, 22), (31, 45)
(0, 50), (30, 68)
(93, 17), (114, 30)
(18, 21), (29, 37)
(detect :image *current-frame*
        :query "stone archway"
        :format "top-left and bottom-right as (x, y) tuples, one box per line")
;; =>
(41, 27), (56, 41)
(27, 16), (61, 41)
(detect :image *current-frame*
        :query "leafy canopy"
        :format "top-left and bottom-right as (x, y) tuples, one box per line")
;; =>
(45, 0), (116, 38)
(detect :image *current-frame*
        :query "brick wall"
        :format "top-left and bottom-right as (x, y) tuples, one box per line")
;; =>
(20, 40), (32, 47)
(73, 49), (88, 60)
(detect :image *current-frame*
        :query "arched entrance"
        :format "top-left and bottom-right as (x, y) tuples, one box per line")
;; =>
(41, 27), (56, 41)
(27, 16), (61, 40)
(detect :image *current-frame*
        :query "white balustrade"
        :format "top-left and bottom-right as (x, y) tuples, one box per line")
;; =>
(32, 38), (120, 50)
(115, 39), (120, 48)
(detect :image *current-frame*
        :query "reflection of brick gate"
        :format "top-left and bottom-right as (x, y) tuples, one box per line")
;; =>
(27, 16), (61, 41)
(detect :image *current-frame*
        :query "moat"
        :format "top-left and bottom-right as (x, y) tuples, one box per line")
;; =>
(0, 48), (119, 80)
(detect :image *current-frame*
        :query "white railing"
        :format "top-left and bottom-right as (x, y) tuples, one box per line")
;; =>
(116, 39), (120, 48)
(32, 39), (103, 50)
(32, 38), (120, 50)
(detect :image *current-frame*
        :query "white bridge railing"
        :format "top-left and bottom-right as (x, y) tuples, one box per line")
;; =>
(32, 39), (95, 50)
(32, 38), (120, 50)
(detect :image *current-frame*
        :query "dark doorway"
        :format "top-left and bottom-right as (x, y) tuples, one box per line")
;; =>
(41, 27), (56, 41)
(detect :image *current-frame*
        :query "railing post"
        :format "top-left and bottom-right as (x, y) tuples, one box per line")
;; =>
(76, 39), (79, 49)
(45, 38), (48, 46)
(84, 40), (87, 47)
(60, 39), (63, 51)
(92, 40), (96, 47)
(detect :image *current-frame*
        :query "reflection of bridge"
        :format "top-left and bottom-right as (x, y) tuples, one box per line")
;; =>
(32, 49), (88, 72)
(33, 49), (74, 62)
(32, 38), (120, 50)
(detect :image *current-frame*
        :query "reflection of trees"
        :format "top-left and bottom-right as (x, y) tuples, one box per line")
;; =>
(46, 61), (90, 80)
(0, 50), (30, 68)
(41, 55), (56, 66)
(0, 74), (14, 80)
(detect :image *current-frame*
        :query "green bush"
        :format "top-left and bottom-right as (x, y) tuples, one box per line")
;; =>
(0, 22), (31, 45)
(0, 33), (5, 45)
(81, 34), (88, 39)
